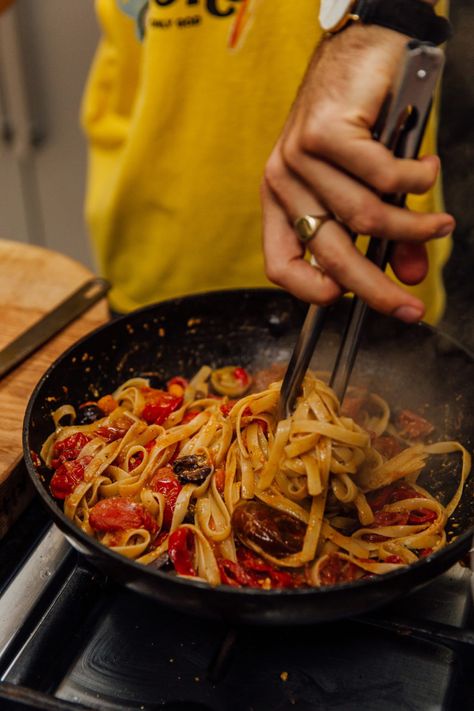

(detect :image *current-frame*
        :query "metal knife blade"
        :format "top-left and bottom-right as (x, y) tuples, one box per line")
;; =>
(0, 277), (110, 379)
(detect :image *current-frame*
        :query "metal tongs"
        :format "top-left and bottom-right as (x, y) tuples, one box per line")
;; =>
(278, 41), (445, 420)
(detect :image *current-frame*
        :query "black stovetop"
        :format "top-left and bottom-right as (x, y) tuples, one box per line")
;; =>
(1, 483), (473, 711)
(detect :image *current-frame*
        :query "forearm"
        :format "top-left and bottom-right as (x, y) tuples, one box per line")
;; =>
(0, 0), (15, 13)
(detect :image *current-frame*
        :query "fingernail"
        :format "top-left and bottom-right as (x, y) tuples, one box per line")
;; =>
(393, 305), (424, 323)
(435, 222), (454, 238)
(421, 155), (440, 171)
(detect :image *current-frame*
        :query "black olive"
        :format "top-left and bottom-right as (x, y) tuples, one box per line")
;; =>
(76, 403), (104, 425)
(173, 454), (212, 485)
(232, 501), (306, 558)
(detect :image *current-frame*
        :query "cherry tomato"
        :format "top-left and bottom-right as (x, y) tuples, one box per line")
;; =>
(50, 456), (92, 499)
(168, 527), (197, 576)
(408, 508), (437, 525)
(237, 548), (296, 588)
(373, 510), (410, 527)
(384, 555), (404, 564)
(362, 533), (389, 543)
(341, 395), (367, 420)
(373, 435), (403, 460)
(367, 484), (421, 512)
(149, 467), (182, 528)
(388, 486), (423, 503)
(129, 438), (157, 470)
(233, 367), (250, 385)
(396, 409), (434, 440)
(211, 367), (252, 397)
(218, 549), (302, 589)
(220, 402), (235, 417)
(217, 558), (260, 588)
(94, 423), (130, 443)
(52, 433), (91, 468)
(89, 497), (158, 534)
(141, 392), (182, 425)
(97, 394), (118, 414)
(182, 410), (199, 423)
(167, 376), (188, 390)
(30, 450), (42, 468)
(214, 468), (226, 494)
(318, 554), (361, 586)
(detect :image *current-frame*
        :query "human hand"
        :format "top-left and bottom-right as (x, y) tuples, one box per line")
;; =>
(262, 24), (455, 323)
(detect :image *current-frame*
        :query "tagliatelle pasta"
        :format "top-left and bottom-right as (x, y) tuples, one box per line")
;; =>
(39, 366), (471, 589)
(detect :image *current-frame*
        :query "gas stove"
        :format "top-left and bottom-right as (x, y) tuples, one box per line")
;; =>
(0, 465), (473, 711)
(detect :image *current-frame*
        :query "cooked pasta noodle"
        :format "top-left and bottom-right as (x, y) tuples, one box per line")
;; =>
(40, 367), (471, 589)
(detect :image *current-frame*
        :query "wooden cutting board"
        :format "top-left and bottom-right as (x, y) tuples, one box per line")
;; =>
(0, 239), (110, 537)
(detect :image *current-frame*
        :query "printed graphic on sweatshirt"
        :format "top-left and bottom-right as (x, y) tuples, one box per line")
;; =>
(146, 0), (258, 50)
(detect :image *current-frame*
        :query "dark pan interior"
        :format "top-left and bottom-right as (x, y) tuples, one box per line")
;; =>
(23, 289), (474, 624)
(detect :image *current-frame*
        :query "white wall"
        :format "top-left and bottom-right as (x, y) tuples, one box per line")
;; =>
(0, 0), (100, 269)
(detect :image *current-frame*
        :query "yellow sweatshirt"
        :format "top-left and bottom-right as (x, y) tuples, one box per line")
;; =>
(82, 0), (450, 322)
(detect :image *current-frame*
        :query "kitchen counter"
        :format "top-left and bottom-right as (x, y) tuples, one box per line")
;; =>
(0, 239), (109, 536)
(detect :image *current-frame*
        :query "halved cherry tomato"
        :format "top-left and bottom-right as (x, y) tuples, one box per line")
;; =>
(373, 510), (410, 527)
(211, 367), (252, 397)
(89, 497), (158, 534)
(50, 456), (92, 499)
(149, 467), (182, 528)
(129, 438), (157, 470)
(218, 550), (301, 589)
(30, 450), (42, 468)
(167, 376), (188, 390)
(373, 435), (403, 460)
(341, 395), (367, 420)
(182, 410), (200, 423)
(367, 484), (422, 512)
(214, 468), (226, 494)
(233, 367), (250, 385)
(141, 392), (182, 425)
(408, 508), (437, 525)
(318, 554), (361, 586)
(396, 409), (434, 440)
(388, 485), (424, 503)
(362, 533), (389, 543)
(384, 555), (404, 564)
(95, 422), (130, 443)
(52, 433), (91, 468)
(168, 527), (197, 576)
(217, 558), (260, 588)
(237, 548), (296, 588)
(220, 402), (235, 417)
(97, 394), (118, 414)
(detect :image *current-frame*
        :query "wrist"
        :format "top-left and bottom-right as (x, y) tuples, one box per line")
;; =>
(320, 0), (451, 45)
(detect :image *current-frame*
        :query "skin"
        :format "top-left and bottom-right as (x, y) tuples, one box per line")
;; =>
(262, 5), (454, 323)
(0, 0), (15, 13)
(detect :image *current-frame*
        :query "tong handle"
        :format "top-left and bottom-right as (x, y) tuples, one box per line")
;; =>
(329, 41), (444, 402)
(278, 41), (444, 418)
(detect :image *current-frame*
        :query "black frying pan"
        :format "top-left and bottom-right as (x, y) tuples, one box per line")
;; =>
(23, 289), (474, 625)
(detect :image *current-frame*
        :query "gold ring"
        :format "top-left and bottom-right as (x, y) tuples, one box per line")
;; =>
(293, 214), (331, 244)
